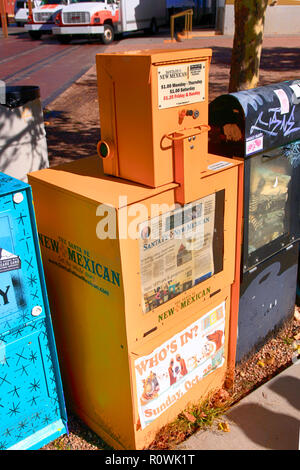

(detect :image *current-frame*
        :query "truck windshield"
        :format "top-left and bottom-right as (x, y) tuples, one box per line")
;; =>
(40, 0), (67, 4)
(70, 0), (105, 2)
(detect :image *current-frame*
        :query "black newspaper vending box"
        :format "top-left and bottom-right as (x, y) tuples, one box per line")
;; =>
(297, 247), (300, 306)
(209, 80), (300, 362)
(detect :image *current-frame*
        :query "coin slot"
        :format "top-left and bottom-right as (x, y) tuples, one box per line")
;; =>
(210, 288), (221, 298)
(143, 327), (158, 337)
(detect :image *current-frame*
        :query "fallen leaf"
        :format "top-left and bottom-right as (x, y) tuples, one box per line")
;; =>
(212, 388), (231, 406)
(266, 357), (275, 365)
(294, 310), (300, 322)
(175, 432), (186, 442)
(257, 360), (265, 368)
(182, 411), (196, 423)
(265, 353), (275, 365)
(218, 422), (230, 432)
(294, 333), (300, 341)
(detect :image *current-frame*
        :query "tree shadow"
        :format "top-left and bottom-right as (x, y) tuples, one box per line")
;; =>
(44, 108), (100, 166)
(268, 375), (300, 412)
(228, 403), (299, 450)
(210, 45), (300, 75)
(211, 46), (300, 89)
(209, 44), (300, 99)
(260, 47), (300, 73)
(0, 103), (49, 180)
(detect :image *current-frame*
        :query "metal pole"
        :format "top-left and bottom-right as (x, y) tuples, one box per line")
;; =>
(170, 9), (193, 41)
(0, 0), (8, 39)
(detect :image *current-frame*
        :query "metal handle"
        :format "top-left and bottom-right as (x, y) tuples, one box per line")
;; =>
(163, 124), (210, 142)
(286, 244), (294, 251)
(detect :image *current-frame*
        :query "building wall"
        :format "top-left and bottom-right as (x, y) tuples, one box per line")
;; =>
(219, 0), (300, 35)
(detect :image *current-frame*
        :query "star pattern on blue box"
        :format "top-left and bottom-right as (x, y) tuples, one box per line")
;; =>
(0, 191), (45, 333)
(0, 183), (67, 449)
(0, 320), (63, 448)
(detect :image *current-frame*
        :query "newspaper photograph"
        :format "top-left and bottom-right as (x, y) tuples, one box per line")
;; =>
(139, 193), (216, 313)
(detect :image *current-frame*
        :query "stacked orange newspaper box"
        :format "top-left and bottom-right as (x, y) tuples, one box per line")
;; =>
(28, 49), (243, 450)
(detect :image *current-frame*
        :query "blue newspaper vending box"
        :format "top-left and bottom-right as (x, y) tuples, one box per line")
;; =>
(0, 172), (67, 450)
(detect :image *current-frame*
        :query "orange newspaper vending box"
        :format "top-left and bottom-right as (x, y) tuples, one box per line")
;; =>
(96, 49), (212, 203)
(28, 48), (243, 450)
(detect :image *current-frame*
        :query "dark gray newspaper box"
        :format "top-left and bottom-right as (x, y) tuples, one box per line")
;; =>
(209, 80), (300, 362)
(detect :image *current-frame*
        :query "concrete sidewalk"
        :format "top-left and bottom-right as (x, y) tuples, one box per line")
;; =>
(178, 360), (300, 450)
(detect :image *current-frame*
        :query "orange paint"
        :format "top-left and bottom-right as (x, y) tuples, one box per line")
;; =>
(96, 49), (212, 189)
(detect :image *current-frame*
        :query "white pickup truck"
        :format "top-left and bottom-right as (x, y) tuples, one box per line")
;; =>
(14, 0), (42, 26)
(25, 0), (70, 40)
(52, 0), (167, 44)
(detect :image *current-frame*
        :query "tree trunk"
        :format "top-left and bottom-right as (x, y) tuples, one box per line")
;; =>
(229, 0), (269, 92)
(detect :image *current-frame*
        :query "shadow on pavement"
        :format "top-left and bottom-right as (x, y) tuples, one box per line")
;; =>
(228, 403), (299, 450)
(44, 108), (100, 166)
(268, 375), (300, 412)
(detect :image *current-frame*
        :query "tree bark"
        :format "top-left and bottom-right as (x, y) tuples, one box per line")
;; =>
(229, 0), (269, 92)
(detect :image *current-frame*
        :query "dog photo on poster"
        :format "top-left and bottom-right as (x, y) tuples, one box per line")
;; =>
(134, 302), (226, 429)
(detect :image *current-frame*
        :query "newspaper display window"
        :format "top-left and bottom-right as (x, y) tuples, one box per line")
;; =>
(139, 191), (225, 313)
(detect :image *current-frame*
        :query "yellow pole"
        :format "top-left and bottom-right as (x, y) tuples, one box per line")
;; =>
(0, 0), (8, 39)
(170, 15), (174, 41)
(170, 9), (193, 41)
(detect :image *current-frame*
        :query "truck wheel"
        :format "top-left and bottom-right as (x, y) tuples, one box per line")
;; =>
(29, 31), (42, 40)
(57, 35), (72, 44)
(101, 24), (114, 45)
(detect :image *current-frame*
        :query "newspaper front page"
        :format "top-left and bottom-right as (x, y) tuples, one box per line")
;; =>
(139, 193), (216, 313)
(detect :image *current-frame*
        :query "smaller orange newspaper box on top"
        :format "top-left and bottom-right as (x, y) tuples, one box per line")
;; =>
(96, 49), (212, 203)
(28, 48), (243, 450)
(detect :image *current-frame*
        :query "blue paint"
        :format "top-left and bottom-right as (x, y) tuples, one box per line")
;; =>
(284, 141), (300, 168)
(0, 172), (67, 450)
